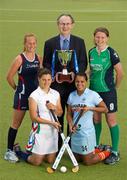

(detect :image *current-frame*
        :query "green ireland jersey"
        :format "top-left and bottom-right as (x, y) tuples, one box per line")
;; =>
(89, 46), (120, 92)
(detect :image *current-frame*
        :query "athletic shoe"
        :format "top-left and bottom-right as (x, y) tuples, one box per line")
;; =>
(104, 152), (120, 165)
(4, 149), (19, 163)
(95, 144), (112, 154)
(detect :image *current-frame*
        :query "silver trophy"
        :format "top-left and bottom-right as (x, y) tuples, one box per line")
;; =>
(55, 50), (75, 83)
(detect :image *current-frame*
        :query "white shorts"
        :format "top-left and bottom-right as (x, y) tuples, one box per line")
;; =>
(27, 123), (58, 155)
(71, 129), (96, 155)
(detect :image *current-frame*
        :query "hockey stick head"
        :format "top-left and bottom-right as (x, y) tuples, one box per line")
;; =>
(72, 166), (79, 173)
(47, 167), (55, 174)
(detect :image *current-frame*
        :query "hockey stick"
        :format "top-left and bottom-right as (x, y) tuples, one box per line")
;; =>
(46, 101), (78, 172)
(46, 102), (83, 173)
(48, 105), (78, 166)
(52, 109), (83, 171)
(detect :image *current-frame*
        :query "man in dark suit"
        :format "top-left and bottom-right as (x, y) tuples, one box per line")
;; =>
(43, 14), (87, 149)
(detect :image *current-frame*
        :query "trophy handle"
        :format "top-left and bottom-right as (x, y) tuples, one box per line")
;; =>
(55, 72), (75, 84)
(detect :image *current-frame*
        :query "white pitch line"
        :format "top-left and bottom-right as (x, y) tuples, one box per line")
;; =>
(0, 8), (127, 13)
(0, 20), (55, 23)
(0, 20), (127, 23)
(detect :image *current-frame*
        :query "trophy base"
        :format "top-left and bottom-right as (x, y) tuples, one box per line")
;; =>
(55, 72), (75, 83)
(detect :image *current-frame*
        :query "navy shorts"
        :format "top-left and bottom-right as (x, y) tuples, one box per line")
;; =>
(13, 92), (29, 110)
(98, 89), (117, 113)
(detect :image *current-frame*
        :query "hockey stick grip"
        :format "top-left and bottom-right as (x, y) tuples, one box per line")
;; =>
(46, 100), (58, 122)
(73, 109), (84, 127)
(46, 100), (62, 132)
(69, 109), (84, 136)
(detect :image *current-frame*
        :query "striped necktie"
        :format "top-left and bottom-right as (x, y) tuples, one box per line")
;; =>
(62, 39), (69, 50)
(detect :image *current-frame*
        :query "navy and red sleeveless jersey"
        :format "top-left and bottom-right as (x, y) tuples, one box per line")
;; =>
(14, 53), (40, 110)
(16, 53), (40, 96)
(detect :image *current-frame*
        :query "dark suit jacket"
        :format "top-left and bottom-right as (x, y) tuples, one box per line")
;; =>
(43, 34), (88, 100)
(43, 34), (87, 74)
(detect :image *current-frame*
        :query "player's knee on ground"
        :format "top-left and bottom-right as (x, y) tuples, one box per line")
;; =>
(46, 154), (56, 164)
(32, 159), (42, 166)
(28, 156), (43, 166)
(83, 159), (93, 166)
(74, 153), (83, 162)
(83, 153), (99, 166)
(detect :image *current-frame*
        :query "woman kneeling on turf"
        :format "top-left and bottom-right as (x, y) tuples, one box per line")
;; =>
(15, 68), (63, 165)
(67, 73), (111, 165)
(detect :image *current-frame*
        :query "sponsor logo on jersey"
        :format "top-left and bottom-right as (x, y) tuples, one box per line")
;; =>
(90, 64), (103, 71)
(102, 58), (107, 62)
(26, 64), (39, 68)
